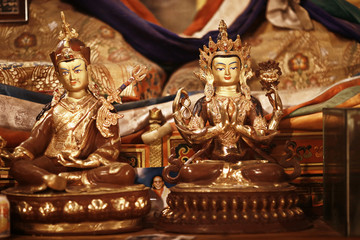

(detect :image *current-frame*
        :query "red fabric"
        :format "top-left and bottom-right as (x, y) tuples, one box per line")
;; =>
(0, 127), (30, 148)
(120, 0), (161, 26)
(182, 0), (224, 36)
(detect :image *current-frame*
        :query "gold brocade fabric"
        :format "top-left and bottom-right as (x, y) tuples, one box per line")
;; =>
(0, 0), (165, 100)
(163, 20), (360, 95)
(245, 20), (360, 91)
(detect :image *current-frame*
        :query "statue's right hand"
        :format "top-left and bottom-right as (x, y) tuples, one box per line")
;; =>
(215, 100), (231, 134)
(12, 146), (34, 162)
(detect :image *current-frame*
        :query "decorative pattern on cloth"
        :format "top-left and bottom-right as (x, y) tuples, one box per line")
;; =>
(163, 20), (360, 93)
(162, 61), (204, 96)
(0, 94), (43, 131)
(246, 21), (360, 90)
(0, 0), (165, 100)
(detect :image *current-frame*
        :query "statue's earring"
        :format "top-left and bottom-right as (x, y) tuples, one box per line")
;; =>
(88, 66), (101, 97)
(204, 81), (214, 102)
(88, 81), (100, 97)
(204, 71), (214, 102)
(51, 86), (65, 107)
(51, 72), (66, 107)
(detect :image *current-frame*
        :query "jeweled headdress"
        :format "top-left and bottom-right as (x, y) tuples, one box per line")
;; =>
(50, 12), (90, 72)
(199, 20), (251, 72)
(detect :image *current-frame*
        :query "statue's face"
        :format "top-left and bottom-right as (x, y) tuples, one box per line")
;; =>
(58, 58), (88, 93)
(152, 176), (164, 190)
(212, 56), (240, 86)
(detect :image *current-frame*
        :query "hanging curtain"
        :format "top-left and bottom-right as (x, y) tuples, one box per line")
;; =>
(68, 0), (360, 66)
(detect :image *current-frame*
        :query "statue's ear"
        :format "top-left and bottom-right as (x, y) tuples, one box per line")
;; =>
(81, 47), (91, 65)
(49, 52), (59, 72)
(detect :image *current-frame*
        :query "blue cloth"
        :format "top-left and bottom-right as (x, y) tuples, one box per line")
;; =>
(0, 83), (181, 111)
(310, 0), (360, 24)
(0, 84), (51, 104)
(304, 0), (360, 42)
(67, 0), (266, 66)
(68, 0), (360, 66)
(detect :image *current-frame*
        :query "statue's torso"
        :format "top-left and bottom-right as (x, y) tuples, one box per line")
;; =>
(45, 94), (100, 159)
(206, 95), (252, 160)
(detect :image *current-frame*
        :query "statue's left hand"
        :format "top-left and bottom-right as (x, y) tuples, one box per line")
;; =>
(131, 65), (147, 82)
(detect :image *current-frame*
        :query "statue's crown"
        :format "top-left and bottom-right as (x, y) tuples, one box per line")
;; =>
(199, 20), (251, 72)
(50, 12), (90, 72)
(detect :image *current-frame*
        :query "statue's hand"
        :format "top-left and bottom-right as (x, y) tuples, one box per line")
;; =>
(11, 146), (33, 162)
(57, 154), (101, 168)
(236, 125), (278, 142)
(131, 65), (147, 82)
(254, 130), (278, 143)
(266, 86), (283, 111)
(57, 154), (82, 168)
(214, 101), (232, 135)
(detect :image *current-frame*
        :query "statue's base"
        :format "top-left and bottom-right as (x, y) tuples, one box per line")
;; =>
(157, 184), (312, 234)
(3, 185), (150, 235)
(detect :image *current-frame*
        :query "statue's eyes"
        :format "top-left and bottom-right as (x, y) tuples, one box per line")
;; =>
(216, 67), (225, 71)
(61, 71), (69, 76)
(230, 66), (238, 70)
(74, 69), (82, 73)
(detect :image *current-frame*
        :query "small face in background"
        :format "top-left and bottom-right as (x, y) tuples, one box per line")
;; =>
(212, 56), (241, 87)
(152, 176), (165, 190)
(58, 58), (88, 93)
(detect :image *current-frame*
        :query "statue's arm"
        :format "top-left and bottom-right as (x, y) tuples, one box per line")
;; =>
(89, 124), (121, 166)
(13, 111), (53, 161)
(267, 87), (283, 131)
(235, 97), (277, 142)
(174, 96), (221, 145)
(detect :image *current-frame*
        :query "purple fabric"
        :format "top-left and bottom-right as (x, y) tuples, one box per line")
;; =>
(304, 0), (360, 42)
(68, 0), (360, 66)
(68, 0), (266, 66)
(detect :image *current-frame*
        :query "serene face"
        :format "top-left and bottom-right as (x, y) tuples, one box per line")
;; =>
(58, 58), (88, 93)
(212, 56), (241, 86)
(152, 176), (164, 190)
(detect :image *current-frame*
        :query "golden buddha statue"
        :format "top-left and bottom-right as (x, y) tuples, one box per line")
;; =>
(159, 20), (309, 233)
(4, 13), (151, 235)
(9, 12), (146, 193)
(164, 20), (287, 185)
